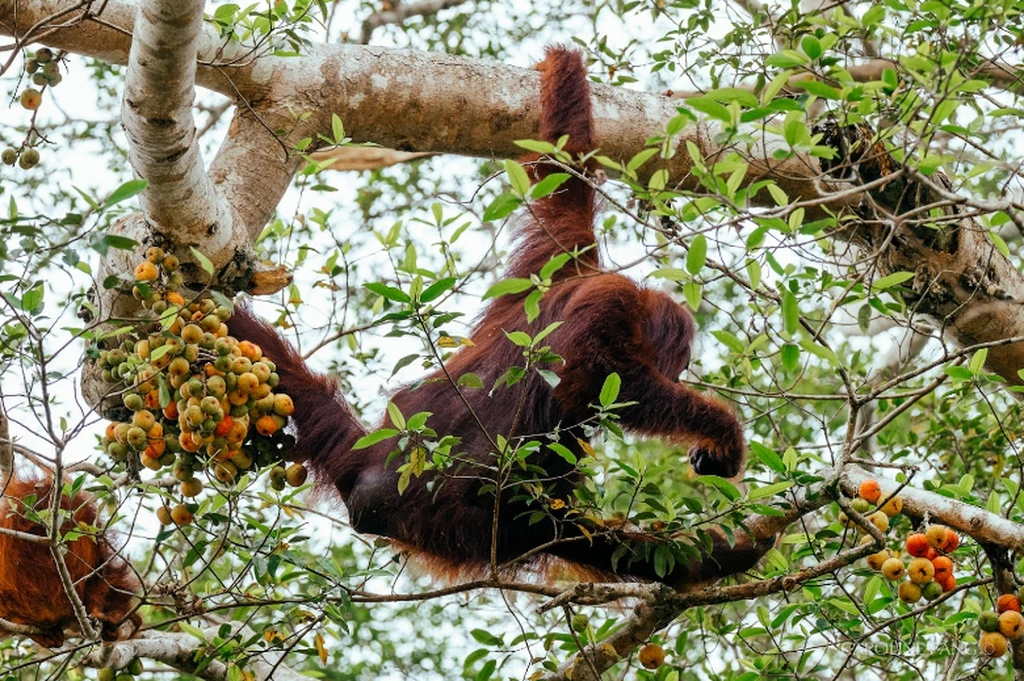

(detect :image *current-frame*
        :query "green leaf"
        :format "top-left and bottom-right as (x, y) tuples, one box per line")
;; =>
(750, 441), (785, 474)
(686, 234), (707, 275)
(748, 480), (794, 500)
(766, 184), (788, 206)
(711, 330), (744, 354)
(650, 267), (689, 281)
(531, 173), (570, 199)
(800, 35), (822, 60)
(352, 428), (400, 449)
(683, 281), (702, 311)
(548, 442), (577, 465)
(536, 369), (560, 388)
(20, 284), (43, 314)
(539, 253), (572, 280)
(386, 401), (406, 429)
(533, 321), (562, 344)
(482, 193), (522, 222)
(626, 148), (659, 173)
(331, 114), (345, 143)
(599, 373), (621, 407)
(871, 271), (914, 291)
(102, 179), (148, 209)
(686, 97), (732, 122)
(513, 139), (557, 154)
(505, 160), (531, 196)
(781, 343), (800, 372)
(696, 475), (740, 501)
(781, 289), (799, 335)
(482, 278), (532, 299)
(189, 247), (215, 276)
(524, 289), (542, 323)
(420, 277), (457, 303)
(766, 50), (809, 69)
(969, 348), (988, 374)
(470, 628), (503, 646)
(458, 373), (484, 389)
(365, 282), (411, 303)
(504, 331), (532, 347)
(747, 260), (762, 289)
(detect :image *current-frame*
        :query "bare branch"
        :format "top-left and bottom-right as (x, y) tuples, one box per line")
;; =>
(360, 0), (471, 43)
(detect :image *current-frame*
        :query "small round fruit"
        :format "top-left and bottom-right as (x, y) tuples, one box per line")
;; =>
(868, 548), (892, 569)
(255, 414), (278, 436)
(858, 479), (881, 503)
(126, 426), (148, 450)
(940, 531), (960, 553)
(867, 511), (889, 534)
(285, 463), (308, 487)
(123, 392), (145, 411)
(997, 594), (1022, 614)
(866, 549), (890, 571)
(181, 324), (203, 344)
(898, 580), (922, 604)
(269, 465), (287, 491)
(156, 505), (174, 525)
(273, 393), (295, 417)
(170, 503), (194, 526)
(922, 580), (944, 601)
(907, 557), (935, 584)
(180, 478), (204, 497)
(980, 631), (1009, 657)
(570, 613), (589, 632)
(999, 611), (1024, 640)
(24, 58), (39, 74)
(938, 574), (956, 592)
(98, 668), (116, 681)
(132, 409), (156, 431)
(213, 460), (238, 483)
(1, 148), (16, 165)
(851, 498), (871, 514)
(34, 48), (54, 63)
(134, 261), (159, 281)
(881, 557), (905, 581)
(931, 556), (953, 582)
(905, 533), (930, 558)
(880, 495), (903, 517)
(18, 147), (40, 169)
(980, 611), (1002, 632)
(638, 643), (665, 670)
(127, 658), (143, 675)
(19, 88), (42, 110)
(925, 525), (948, 550)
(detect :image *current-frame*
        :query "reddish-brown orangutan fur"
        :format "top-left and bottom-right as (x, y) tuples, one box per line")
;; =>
(229, 46), (772, 587)
(0, 476), (141, 647)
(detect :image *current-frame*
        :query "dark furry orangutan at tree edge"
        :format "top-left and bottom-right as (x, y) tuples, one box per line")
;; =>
(0, 475), (141, 647)
(229, 46), (773, 587)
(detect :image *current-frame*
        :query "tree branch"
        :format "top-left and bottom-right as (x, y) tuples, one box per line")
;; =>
(359, 0), (471, 44)
(122, 0), (230, 246)
(83, 627), (309, 681)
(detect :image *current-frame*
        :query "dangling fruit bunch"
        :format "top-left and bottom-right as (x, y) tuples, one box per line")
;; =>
(2, 48), (62, 170)
(97, 247), (308, 524)
(978, 595), (1024, 658)
(841, 478), (904, 536)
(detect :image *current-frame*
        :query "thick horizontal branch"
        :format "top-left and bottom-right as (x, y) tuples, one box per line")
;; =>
(84, 627), (308, 681)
